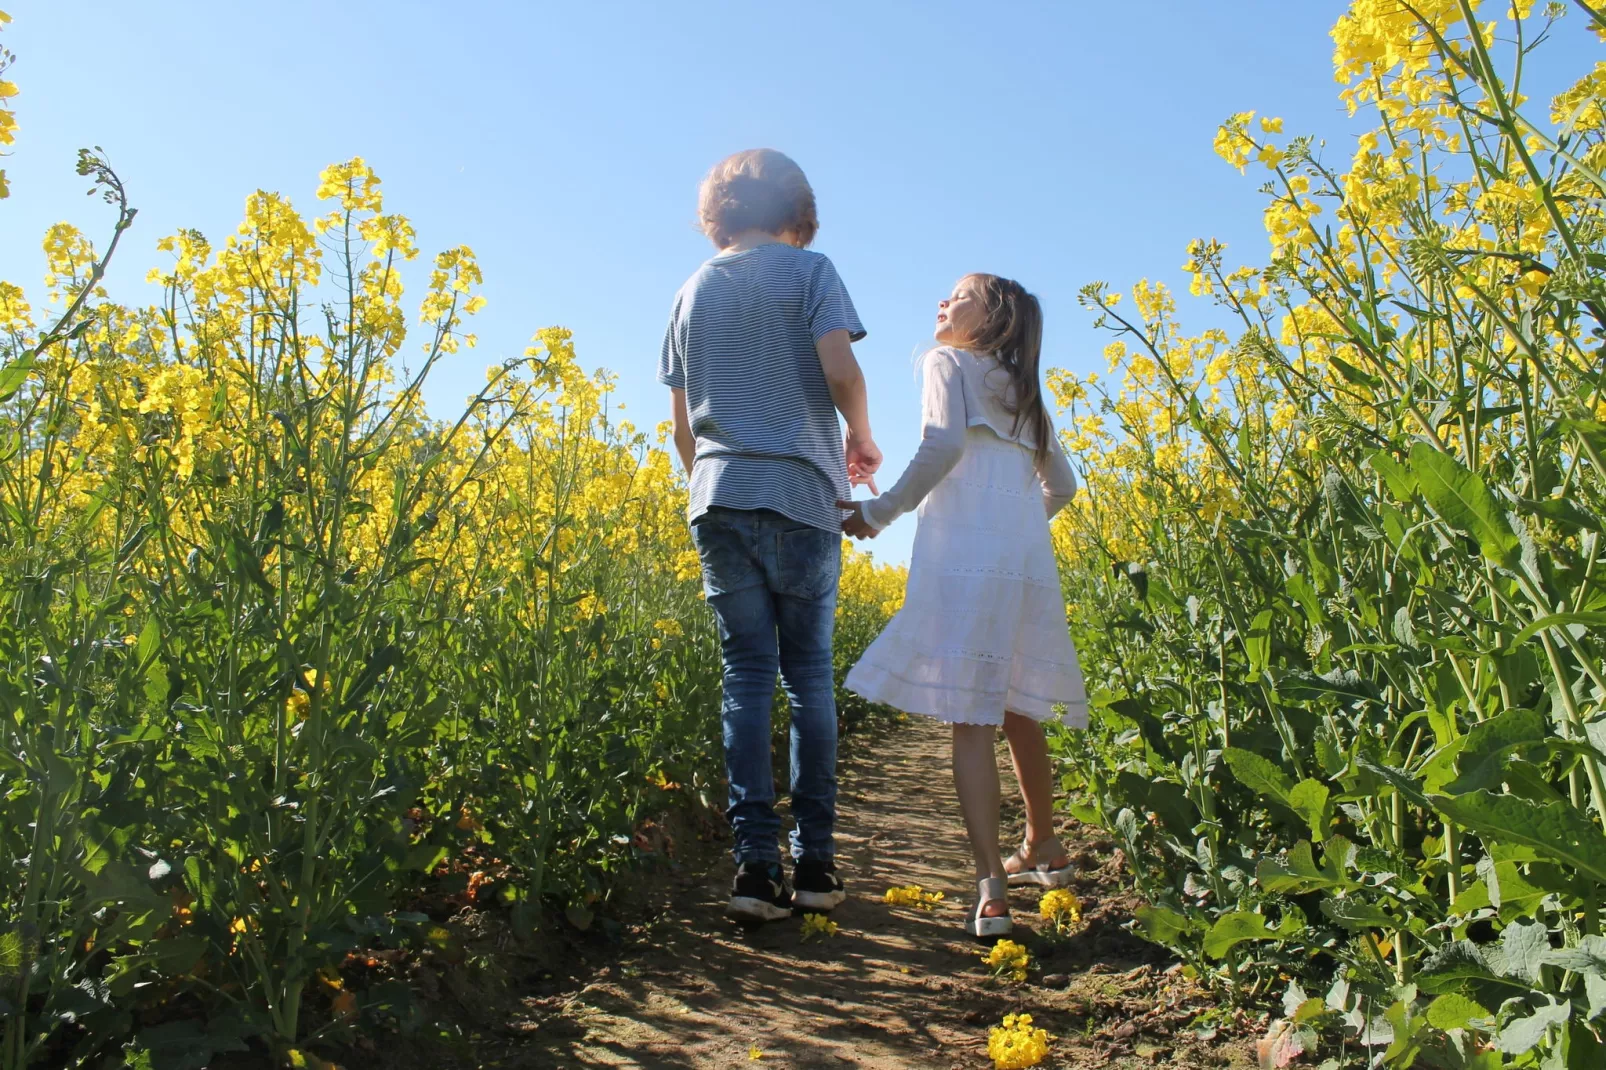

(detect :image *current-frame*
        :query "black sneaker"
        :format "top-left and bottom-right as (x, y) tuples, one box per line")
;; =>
(792, 858), (846, 911)
(727, 861), (793, 923)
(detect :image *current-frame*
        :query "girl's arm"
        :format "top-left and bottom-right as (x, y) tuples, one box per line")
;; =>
(858, 350), (967, 530)
(1036, 432), (1078, 518)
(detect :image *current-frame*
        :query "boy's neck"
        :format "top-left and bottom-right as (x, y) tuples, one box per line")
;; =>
(720, 228), (799, 254)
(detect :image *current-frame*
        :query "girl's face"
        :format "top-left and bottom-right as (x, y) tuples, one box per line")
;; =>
(935, 278), (985, 346)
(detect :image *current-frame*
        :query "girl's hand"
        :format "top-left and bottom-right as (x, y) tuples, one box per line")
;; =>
(837, 500), (879, 540)
(845, 431), (882, 494)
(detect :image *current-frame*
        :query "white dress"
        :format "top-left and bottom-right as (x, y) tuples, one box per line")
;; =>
(845, 347), (1088, 728)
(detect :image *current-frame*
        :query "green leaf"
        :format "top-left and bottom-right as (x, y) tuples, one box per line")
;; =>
(1289, 779), (1333, 838)
(1410, 442), (1521, 568)
(0, 353), (35, 402)
(1417, 940), (1511, 995)
(1492, 919), (1548, 983)
(1509, 611), (1606, 648)
(1356, 755), (1431, 810)
(1426, 993), (1491, 1031)
(1446, 708), (1547, 794)
(1133, 904), (1203, 947)
(1257, 839), (1358, 894)
(1320, 896), (1396, 931)
(1497, 1001), (1569, 1056)
(1544, 934), (1606, 977)
(1430, 790), (1606, 884)
(1368, 450), (1417, 501)
(1245, 609), (1273, 676)
(1223, 746), (1296, 808)
(1202, 911), (1298, 960)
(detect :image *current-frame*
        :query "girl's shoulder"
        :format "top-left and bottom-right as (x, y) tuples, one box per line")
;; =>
(921, 345), (985, 372)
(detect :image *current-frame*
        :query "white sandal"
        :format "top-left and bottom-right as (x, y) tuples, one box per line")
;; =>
(1005, 838), (1076, 887)
(963, 876), (1013, 938)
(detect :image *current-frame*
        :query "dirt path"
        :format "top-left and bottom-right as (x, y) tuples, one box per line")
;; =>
(492, 718), (1256, 1070)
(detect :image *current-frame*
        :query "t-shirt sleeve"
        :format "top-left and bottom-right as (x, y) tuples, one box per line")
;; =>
(656, 295), (685, 389)
(807, 255), (867, 343)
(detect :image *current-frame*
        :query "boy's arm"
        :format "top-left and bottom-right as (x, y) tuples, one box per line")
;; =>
(816, 328), (881, 487)
(669, 388), (696, 475)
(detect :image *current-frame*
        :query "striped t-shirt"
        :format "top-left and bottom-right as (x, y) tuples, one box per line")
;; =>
(658, 243), (866, 532)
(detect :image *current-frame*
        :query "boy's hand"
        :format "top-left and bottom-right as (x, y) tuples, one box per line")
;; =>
(837, 500), (878, 540)
(845, 431), (881, 495)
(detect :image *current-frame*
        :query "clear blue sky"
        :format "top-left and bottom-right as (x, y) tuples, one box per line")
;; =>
(1, 2), (1596, 564)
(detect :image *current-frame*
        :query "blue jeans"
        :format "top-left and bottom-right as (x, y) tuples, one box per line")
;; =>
(691, 508), (841, 865)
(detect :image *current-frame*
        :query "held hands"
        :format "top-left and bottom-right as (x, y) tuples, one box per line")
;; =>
(842, 428), (881, 538)
(837, 500), (878, 540)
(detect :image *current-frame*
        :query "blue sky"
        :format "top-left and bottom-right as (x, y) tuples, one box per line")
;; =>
(1, 2), (1596, 564)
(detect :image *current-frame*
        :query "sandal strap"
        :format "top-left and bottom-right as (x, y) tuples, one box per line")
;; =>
(1010, 837), (1067, 871)
(977, 876), (1008, 902)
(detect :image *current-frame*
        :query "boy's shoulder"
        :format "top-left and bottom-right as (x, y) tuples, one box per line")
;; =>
(678, 244), (833, 298)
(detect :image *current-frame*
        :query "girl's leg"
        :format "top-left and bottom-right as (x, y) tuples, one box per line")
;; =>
(952, 722), (1008, 917)
(1002, 710), (1070, 868)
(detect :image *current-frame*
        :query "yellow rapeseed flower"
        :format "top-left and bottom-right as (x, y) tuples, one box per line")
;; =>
(882, 885), (944, 910)
(987, 1013), (1052, 1069)
(799, 913), (838, 942)
(981, 939), (1030, 983)
(1039, 889), (1083, 936)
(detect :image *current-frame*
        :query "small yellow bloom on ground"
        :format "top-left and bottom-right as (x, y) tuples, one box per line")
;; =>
(882, 884), (944, 910)
(981, 939), (1030, 982)
(799, 913), (838, 942)
(748, 1045), (764, 1060)
(1039, 888), (1083, 934)
(988, 1013), (1052, 1069)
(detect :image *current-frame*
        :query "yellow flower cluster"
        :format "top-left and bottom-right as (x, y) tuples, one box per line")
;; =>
(799, 913), (838, 942)
(882, 884), (944, 910)
(1056, 1), (1604, 578)
(1038, 889), (1082, 935)
(980, 938), (1030, 982)
(0, 10), (14, 199)
(987, 1013), (1052, 1069)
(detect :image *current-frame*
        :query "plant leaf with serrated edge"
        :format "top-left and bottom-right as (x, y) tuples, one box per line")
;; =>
(1497, 1001), (1569, 1056)
(1356, 755), (1431, 809)
(1320, 896), (1396, 931)
(1445, 708), (1547, 795)
(1368, 450), (1417, 501)
(1133, 904), (1203, 947)
(1544, 934), (1606, 977)
(1426, 993), (1491, 1031)
(1417, 940), (1523, 995)
(1223, 747), (1296, 807)
(1509, 611), (1606, 647)
(1203, 911), (1290, 960)
(1410, 442), (1521, 568)
(1491, 919), (1548, 983)
(1257, 840), (1358, 894)
(1430, 790), (1606, 884)
(1289, 779), (1332, 838)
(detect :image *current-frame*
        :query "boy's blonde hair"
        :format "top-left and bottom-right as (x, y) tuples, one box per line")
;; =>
(698, 149), (819, 249)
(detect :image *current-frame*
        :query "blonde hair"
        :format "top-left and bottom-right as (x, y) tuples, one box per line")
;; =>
(698, 149), (819, 249)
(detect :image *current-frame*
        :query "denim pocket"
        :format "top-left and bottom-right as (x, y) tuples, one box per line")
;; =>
(691, 517), (761, 598)
(775, 525), (840, 600)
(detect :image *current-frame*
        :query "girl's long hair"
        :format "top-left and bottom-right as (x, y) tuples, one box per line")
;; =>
(962, 273), (1052, 464)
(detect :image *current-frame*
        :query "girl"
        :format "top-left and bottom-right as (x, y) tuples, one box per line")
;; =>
(839, 274), (1087, 937)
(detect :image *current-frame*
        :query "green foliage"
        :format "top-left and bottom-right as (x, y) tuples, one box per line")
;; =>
(1051, 8), (1606, 1067)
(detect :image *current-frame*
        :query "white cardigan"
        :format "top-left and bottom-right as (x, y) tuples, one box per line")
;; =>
(861, 346), (1078, 530)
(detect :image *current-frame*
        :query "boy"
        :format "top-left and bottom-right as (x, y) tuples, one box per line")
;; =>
(658, 148), (879, 923)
